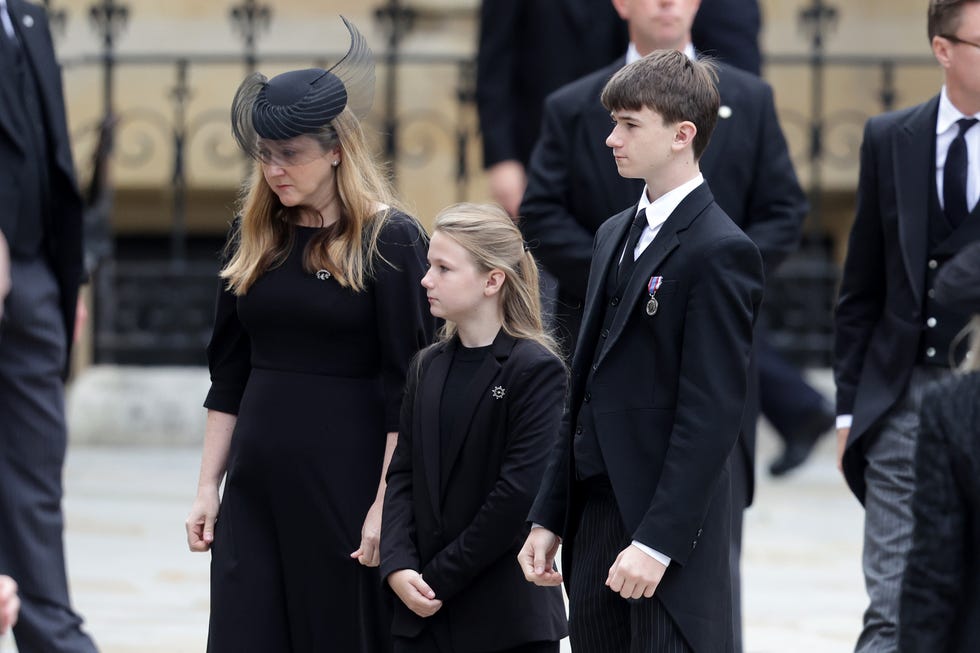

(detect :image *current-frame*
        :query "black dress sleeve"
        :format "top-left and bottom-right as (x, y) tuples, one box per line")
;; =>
(373, 212), (437, 432)
(204, 221), (251, 414)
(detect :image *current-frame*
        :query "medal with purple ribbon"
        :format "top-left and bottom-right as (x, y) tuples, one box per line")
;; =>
(646, 275), (663, 316)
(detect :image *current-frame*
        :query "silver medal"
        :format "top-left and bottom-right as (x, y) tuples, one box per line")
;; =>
(646, 297), (658, 316)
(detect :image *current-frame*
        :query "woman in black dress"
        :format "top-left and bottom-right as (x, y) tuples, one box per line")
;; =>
(185, 18), (434, 651)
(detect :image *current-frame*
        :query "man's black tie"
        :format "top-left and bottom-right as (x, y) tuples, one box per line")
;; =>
(944, 117), (978, 228)
(618, 208), (647, 285)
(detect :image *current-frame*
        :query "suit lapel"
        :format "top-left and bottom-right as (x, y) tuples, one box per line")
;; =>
(440, 332), (513, 497)
(596, 184), (714, 368)
(699, 66), (739, 180)
(8, 1), (75, 185)
(576, 206), (634, 369)
(584, 60), (624, 189)
(892, 96), (939, 305)
(419, 344), (451, 517)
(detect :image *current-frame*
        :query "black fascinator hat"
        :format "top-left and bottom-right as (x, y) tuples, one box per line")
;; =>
(231, 16), (374, 163)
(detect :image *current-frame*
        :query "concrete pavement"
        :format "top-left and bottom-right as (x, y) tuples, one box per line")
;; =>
(1, 388), (867, 652)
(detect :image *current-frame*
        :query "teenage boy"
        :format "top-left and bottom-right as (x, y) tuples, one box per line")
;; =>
(520, 49), (764, 652)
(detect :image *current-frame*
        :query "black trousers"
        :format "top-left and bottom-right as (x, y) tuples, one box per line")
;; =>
(567, 482), (691, 653)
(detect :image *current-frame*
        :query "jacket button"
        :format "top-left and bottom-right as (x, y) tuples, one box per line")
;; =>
(584, 393), (591, 403)
(592, 363), (599, 371)
(600, 329), (609, 338)
(926, 347), (936, 358)
(926, 317), (937, 328)
(928, 259), (938, 270)
(610, 297), (620, 306)
(575, 424), (583, 435)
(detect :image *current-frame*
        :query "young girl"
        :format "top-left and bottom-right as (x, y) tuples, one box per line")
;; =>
(380, 203), (568, 653)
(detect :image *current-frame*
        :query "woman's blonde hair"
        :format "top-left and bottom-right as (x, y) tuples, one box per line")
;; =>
(221, 108), (400, 294)
(431, 203), (561, 359)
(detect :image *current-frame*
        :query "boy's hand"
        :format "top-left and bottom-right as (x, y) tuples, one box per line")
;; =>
(606, 544), (666, 599)
(387, 570), (443, 618)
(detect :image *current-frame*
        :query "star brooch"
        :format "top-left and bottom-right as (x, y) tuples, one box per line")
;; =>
(491, 385), (506, 400)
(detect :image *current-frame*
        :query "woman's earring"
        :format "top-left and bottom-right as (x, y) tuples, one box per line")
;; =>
(332, 160), (340, 167)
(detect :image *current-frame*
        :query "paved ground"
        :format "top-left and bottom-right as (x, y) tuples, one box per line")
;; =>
(1, 386), (868, 652)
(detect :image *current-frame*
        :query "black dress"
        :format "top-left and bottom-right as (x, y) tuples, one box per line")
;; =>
(204, 211), (435, 652)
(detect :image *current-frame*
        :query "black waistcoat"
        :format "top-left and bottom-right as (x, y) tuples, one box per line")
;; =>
(917, 183), (980, 367)
(573, 229), (640, 480)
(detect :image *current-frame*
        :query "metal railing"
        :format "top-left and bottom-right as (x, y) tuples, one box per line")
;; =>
(44, 0), (937, 366)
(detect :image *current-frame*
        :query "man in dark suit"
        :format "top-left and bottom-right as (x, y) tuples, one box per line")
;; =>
(519, 49), (764, 652)
(0, 1), (96, 651)
(518, 0), (819, 647)
(834, 1), (980, 650)
(476, 0), (627, 216)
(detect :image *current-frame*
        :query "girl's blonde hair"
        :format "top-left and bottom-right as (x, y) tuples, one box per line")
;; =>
(432, 203), (561, 360)
(221, 108), (400, 294)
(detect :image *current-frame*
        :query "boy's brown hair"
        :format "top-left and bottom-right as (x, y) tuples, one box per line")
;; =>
(601, 49), (720, 160)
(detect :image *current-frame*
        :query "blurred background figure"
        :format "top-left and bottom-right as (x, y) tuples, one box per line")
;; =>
(692, 0), (762, 75)
(476, 0), (627, 217)
(0, 0), (97, 651)
(900, 241), (980, 653)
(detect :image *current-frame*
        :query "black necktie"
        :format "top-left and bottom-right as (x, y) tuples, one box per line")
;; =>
(944, 117), (978, 228)
(618, 208), (647, 284)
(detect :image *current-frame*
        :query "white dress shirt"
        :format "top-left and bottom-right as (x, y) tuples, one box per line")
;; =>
(935, 85), (980, 214)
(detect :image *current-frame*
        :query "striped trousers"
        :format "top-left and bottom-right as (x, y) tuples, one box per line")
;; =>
(567, 481), (691, 653)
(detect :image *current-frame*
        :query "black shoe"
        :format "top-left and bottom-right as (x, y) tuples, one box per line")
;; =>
(768, 407), (835, 477)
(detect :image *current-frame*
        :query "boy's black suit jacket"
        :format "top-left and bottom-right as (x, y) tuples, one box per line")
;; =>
(520, 58), (806, 506)
(381, 331), (568, 651)
(530, 183), (764, 653)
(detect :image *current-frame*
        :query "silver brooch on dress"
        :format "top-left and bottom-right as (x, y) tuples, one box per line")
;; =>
(491, 386), (506, 400)
(315, 269), (331, 281)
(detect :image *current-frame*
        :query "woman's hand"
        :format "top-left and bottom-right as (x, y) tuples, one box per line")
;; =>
(186, 486), (220, 552)
(350, 498), (383, 567)
(387, 570), (442, 618)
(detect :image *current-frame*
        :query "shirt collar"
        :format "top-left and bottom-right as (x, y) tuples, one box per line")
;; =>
(937, 86), (980, 135)
(636, 173), (705, 228)
(626, 42), (697, 66)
